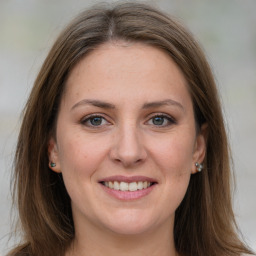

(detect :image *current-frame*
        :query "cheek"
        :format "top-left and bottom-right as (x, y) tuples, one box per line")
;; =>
(149, 131), (195, 175)
(56, 132), (109, 204)
(155, 133), (193, 213)
(57, 130), (109, 178)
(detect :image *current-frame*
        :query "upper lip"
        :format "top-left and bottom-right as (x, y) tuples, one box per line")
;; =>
(99, 175), (157, 183)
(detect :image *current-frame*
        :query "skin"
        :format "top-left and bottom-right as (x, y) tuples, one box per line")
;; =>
(48, 41), (207, 256)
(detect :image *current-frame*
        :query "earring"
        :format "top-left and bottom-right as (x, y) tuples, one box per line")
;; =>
(50, 162), (56, 168)
(195, 162), (203, 172)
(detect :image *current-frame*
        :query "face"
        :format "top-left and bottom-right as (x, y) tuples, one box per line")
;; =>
(48, 42), (206, 237)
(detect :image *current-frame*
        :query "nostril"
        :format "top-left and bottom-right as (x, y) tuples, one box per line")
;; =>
(112, 155), (145, 168)
(109, 132), (147, 166)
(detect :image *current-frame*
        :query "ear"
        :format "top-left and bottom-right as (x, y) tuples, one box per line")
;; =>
(48, 137), (61, 173)
(191, 123), (208, 174)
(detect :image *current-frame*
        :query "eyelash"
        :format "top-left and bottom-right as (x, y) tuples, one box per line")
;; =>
(80, 113), (176, 128)
(146, 114), (176, 127)
(80, 114), (110, 128)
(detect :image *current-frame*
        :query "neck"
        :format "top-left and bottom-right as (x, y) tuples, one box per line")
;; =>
(66, 217), (178, 256)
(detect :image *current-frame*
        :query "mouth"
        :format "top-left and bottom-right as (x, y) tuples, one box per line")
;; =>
(100, 180), (156, 192)
(98, 176), (157, 200)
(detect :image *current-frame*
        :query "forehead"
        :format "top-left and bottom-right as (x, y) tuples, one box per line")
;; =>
(68, 41), (185, 81)
(63, 41), (191, 107)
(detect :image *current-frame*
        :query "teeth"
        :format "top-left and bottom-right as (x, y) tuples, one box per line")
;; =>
(129, 182), (137, 191)
(120, 182), (128, 191)
(114, 181), (120, 190)
(109, 181), (114, 189)
(137, 181), (143, 190)
(103, 181), (153, 191)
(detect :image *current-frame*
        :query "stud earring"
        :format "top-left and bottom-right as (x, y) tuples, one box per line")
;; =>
(50, 162), (56, 168)
(195, 162), (203, 172)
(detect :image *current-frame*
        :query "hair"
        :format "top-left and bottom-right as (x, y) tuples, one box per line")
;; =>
(8, 2), (254, 256)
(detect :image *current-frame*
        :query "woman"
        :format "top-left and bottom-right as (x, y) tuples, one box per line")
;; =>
(8, 2), (254, 256)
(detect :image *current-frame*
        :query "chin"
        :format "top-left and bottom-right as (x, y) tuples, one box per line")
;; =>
(106, 222), (152, 236)
(100, 210), (162, 236)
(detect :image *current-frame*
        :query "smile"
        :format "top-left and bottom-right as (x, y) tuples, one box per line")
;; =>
(99, 176), (157, 200)
(102, 181), (153, 191)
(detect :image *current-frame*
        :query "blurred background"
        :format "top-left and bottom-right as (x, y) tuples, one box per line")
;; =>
(0, 0), (255, 254)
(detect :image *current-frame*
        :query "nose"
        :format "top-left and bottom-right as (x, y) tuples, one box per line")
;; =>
(109, 125), (147, 167)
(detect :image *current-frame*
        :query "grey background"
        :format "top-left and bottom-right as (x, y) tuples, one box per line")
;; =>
(1, 0), (255, 254)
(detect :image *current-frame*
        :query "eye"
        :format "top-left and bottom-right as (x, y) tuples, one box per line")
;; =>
(147, 114), (175, 127)
(81, 115), (110, 127)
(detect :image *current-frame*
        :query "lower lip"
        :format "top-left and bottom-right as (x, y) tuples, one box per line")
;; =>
(100, 184), (156, 200)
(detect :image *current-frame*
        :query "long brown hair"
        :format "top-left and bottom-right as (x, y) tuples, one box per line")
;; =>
(8, 2), (254, 256)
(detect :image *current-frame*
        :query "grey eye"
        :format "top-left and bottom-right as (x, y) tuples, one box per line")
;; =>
(147, 114), (175, 127)
(89, 117), (103, 126)
(81, 115), (109, 127)
(152, 116), (165, 125)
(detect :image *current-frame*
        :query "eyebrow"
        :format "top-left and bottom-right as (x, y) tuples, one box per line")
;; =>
(142, 99), (184, 111)
(71, 99), (115, 111)
(71, 99), (184, 111)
